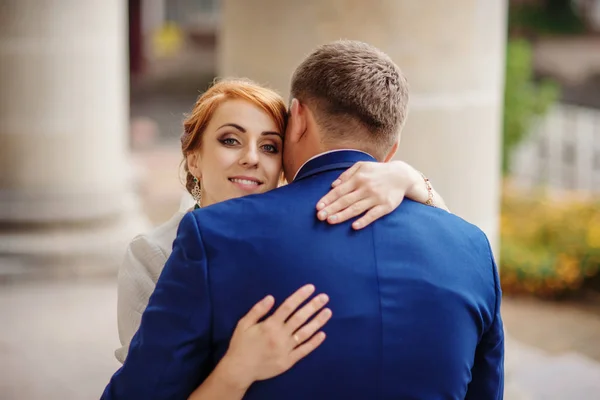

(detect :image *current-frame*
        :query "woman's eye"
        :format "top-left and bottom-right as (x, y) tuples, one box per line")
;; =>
(221, 138), (239, 146)
(262, 144), (278, 153)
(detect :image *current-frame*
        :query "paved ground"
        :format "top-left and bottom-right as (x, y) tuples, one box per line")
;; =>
(0, 280), (121, 400)
(503, 299), (600, 399)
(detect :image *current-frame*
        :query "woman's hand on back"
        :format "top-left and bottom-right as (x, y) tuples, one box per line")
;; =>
(215, 284), (331, 391)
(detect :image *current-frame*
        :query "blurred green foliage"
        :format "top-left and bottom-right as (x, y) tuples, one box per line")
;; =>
(500, 185), (600, 298)
(509, 0), (587, 36)
(502, 39), (560, 174)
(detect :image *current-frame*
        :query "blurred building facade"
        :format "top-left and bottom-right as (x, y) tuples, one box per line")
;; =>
(508, 0), (600, 195)
(512, 103), (600, 194)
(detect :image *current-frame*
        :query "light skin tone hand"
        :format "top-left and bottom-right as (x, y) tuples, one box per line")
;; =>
(317, 160), (449, 229)
(188, 284), (331, 400)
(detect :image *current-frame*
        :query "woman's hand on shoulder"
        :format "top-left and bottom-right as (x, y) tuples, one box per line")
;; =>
(315, 160), (449, 229)
(216, 284), (331, 391)
(315, 161), (415, 229)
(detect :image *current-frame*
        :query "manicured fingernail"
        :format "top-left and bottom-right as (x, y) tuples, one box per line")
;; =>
(317, 202), (326, 210)
(263, 295), (274, 303)
(318, 294), (329, 304)
(318, 210), (328, 220)
(304, 284), (315, 293)
(332, 179), (341, 187)
(323, 308), (332, 317)
(328, 215), (338, 223)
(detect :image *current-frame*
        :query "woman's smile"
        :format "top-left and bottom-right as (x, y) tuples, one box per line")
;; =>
(228, 176), (265, 192)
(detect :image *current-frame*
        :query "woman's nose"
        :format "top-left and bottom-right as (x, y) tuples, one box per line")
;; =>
(239, 145), (259, 166)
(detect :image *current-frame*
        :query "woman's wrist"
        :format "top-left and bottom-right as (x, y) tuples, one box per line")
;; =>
(187, 353), (252, 400)
(392, 161), (422, 196)
(213, 353), (254, 393)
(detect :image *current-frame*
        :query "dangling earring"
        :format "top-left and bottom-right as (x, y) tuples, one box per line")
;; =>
(191, 176), (202, 207)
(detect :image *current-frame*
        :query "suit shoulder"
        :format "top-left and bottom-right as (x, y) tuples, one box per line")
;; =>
(422, 204), (490, 243)
(403, 201), (493, 258)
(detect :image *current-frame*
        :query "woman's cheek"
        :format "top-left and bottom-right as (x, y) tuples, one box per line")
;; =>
(269, 157), (284, 188)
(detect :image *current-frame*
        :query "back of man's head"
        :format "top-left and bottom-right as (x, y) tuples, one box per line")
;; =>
(290, 40), (409, 160)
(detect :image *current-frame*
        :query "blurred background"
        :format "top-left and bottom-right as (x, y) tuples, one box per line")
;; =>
(1, 0), (600, 399)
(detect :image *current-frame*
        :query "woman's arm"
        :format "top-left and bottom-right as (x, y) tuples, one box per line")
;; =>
(188, 285), (331, 400)
(316, 160), (449, 229)
(394, 161), (449, 211)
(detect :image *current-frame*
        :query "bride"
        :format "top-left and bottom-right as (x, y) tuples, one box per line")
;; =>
(116, 78), (448, 399)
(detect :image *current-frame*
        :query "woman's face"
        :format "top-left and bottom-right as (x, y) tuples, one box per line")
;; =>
(187, 99), (284, 207)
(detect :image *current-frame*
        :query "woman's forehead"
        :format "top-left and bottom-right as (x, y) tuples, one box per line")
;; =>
(210, 99), (280, 133)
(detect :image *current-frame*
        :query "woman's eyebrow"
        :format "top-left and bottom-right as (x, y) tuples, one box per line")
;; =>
(262, 131), (283, 139)
(219, 123), (282, 139)
(218, 123), (245, 132)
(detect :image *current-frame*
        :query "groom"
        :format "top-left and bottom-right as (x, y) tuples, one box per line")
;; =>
(102, 40), (504, 399)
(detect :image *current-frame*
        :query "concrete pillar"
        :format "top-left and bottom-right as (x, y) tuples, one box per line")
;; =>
(219, 0), (506, 251)
(0, 0), (149, 278)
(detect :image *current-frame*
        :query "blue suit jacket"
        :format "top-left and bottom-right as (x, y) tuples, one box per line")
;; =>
(102, 150), (504, 399)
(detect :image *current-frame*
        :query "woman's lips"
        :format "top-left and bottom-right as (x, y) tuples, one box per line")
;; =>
(229, 177), (263, 191)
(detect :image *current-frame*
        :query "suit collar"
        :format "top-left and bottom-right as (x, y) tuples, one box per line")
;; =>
(292, 150), (377, 182)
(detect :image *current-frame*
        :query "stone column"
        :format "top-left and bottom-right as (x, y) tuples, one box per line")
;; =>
(219, 0), (506, 251)
(0, 0), (149, 278)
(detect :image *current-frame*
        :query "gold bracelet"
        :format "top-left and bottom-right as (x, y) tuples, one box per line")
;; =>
(421, 172), (434, 207)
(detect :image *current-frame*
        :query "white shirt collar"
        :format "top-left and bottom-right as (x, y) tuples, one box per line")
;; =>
(292, 149), (375, 181)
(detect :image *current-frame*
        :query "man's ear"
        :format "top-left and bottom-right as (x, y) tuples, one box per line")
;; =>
(383, 140), (399, 163)
(287, 98), (307, 144)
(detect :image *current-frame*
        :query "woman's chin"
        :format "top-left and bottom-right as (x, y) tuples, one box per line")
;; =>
(225, 187), (266, 200)
(210, 184), (276, 205)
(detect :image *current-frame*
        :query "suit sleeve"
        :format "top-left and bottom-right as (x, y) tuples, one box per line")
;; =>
(465, 235), (505, 399)
(102, 212), (213, 400)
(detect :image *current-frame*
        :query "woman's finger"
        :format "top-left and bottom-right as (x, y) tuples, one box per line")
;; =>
(318, 190), (365, 222)
(289, 332), (327, 366)
(316, 179), (359, 213)
(237, 295), (275, 329)
(330, 162), (363, 189)
(326, 199), (375, 225)
(285, 293), (329, 334)
(351, 204), (394, 230)
(271, 284), (316, 324)
(291, 307), (332, 346)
